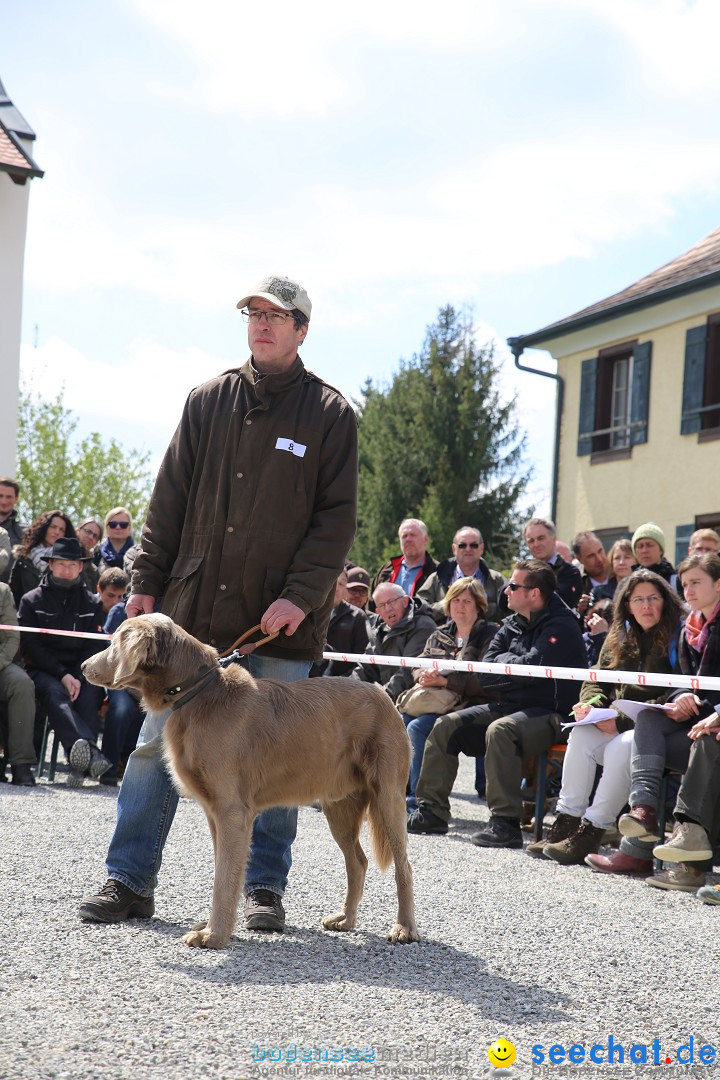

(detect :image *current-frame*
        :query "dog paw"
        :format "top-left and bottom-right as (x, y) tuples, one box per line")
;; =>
(322, 911), (356, 932)
(182, 927), (227, 949)
(387, 922), (421, 944)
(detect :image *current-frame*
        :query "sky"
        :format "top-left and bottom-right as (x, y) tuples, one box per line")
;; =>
(5, 0), (720, 521)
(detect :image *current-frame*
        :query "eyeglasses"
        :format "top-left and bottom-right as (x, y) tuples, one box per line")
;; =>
(456, 542), (480, 549)
(506, 582), (533, 591)
(240, 308), (293, 325)
(375, 598), (404, 610)
(79, 527), (101, 542)
(107, 520), (130, 530)
(629, 595), (663, 607)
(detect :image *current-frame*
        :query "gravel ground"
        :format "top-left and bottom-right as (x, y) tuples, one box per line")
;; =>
(1, 756), (719, 1080)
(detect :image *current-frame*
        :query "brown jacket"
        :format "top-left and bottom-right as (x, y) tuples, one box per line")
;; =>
(131, 357), (358, 660)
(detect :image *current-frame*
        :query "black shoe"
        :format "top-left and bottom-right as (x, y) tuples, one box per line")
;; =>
(88, 747), (112, 780)
(244, 889), (286, 932)
(69, 739), (92, 774)
(78, 878), (155, 923)
(99, 775), (118, 787)
(407, 806), (448, 835)
(11, 764), (36, 786)
(470, 816), (523, 849)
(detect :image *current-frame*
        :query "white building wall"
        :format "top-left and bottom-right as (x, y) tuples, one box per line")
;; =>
(0, 167), (31, 475)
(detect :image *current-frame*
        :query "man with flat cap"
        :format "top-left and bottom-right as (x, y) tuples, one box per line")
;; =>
(80, 275), (358, 933)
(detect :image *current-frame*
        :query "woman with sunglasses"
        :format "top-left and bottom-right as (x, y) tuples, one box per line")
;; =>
(531, 569), (683, 866)
(99, 508), (134, 572)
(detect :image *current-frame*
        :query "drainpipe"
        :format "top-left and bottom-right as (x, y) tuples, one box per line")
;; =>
(507, 338), (564, 523)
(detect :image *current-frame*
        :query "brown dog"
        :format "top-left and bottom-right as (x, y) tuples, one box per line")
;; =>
(82, 613), (419, 950)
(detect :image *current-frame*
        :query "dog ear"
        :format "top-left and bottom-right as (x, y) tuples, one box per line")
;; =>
(111, 623), (158, 684)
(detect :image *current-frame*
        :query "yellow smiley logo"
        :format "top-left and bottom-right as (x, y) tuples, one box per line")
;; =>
(488, 1039), (517, 1068)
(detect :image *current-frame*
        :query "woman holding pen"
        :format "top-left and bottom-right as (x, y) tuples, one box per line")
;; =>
(528, 569), (683, 865)
(592, 552), (720, 890)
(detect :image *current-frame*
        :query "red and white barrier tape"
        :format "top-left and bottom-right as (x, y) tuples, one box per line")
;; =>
(3, 625), (718, 692)
(322, 650), (720, 692)
(0, 624), (110, 641)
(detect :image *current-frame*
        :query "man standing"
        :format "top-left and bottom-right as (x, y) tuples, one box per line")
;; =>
(351, 582), (436, 703)
(418, 525), (505, 621)
(572, 530), (610, 614)
(371, 518), (437, 600)
(523, 517), (582, 610)
(79, 275), (358, 933)
(0, 477), (25, 584)
(407, 559), (586, 848)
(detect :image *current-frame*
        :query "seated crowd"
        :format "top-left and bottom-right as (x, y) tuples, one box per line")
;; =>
(338, 515), (720, 909)
(4, 479), (720, 909)
(0, 481), (142, 789)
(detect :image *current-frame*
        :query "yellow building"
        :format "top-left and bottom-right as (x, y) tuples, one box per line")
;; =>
(509, 227), (720, 564)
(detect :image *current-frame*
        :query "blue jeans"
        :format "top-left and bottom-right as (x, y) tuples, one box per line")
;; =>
(105, 654), (310, 898)
(402, 712), (441, 810)
(101, 689), (144, 779)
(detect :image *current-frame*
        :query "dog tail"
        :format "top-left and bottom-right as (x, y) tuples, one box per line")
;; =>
(367, 800), (393, 872)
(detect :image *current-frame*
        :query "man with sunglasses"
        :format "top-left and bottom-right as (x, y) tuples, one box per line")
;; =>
(80, 275), (358, 934)
(408, 559), (586, 848)
(418, 526), (506, 622)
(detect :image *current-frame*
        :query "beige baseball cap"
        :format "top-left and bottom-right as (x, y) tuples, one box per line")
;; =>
(236, 275), (312, 320)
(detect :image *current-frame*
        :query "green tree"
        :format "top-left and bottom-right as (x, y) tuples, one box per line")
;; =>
(16, 386), (153, 525)
(352, 306), (531, 572)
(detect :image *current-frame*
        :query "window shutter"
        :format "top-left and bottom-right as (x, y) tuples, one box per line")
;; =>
(629, 341), (651, 446)
(674, 524), (694, 568)
(577, 357), (597, 456)
(681, 325), (707, 435)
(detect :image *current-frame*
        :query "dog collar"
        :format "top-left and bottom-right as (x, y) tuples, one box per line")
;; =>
(162, 662), (220, 711)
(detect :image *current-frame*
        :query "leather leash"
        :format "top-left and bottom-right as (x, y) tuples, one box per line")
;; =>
(218, 623), (279, 658)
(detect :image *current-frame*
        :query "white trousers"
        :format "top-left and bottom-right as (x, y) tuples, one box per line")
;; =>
(555, 725), (633, 829)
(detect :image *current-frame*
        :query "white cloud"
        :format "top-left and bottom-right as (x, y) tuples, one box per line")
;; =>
(126, 0), (525, 116)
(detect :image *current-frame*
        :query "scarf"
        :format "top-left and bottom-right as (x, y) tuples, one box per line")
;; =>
(684, 600), (720, 655)
(100, 535), (134, 568)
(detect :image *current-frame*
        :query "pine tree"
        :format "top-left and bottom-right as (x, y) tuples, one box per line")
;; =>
(352, 306), (530, 572)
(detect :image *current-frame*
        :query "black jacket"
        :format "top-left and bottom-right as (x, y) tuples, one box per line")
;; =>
(351, 596), (436, 702)
(18, 575), (106, 679)
(310, 599), (370, 677)
(455, 593), (586, 714)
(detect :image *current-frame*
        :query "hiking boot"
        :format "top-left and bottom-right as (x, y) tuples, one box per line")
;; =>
(653, 821), (713, 862)
(79, 879), (155, 923)
(645, 863), (706, 893)
(69, 739), (92, 775)
(11, 764), (36, 786)
(545, 819), (606, 865)
(526, 812), (580, 857)
(697, 883), (720, 905)
(585, 850), (650, 875)
(618, 804), (660, 842)
(66, 769), (86, 788)
(470, 816), (523, 849)
(88, 748), (112, 780)
(407, 806), (448, 835)
(244, 889), (286, 932)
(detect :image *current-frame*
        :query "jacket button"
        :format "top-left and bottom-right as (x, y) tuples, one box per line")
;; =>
(246, 419), (252, 425)
(236, 472), (243, 479)
(227, 526), (234, 533)
(219, 584), (226, 591)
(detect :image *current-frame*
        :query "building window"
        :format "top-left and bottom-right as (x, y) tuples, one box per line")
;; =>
(681, 313), (720, 437)
(577, 341), (652, 459)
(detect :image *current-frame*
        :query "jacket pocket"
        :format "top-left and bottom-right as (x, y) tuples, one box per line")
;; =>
(161, 554), (204, 628)
(262, 567), (286, 610)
